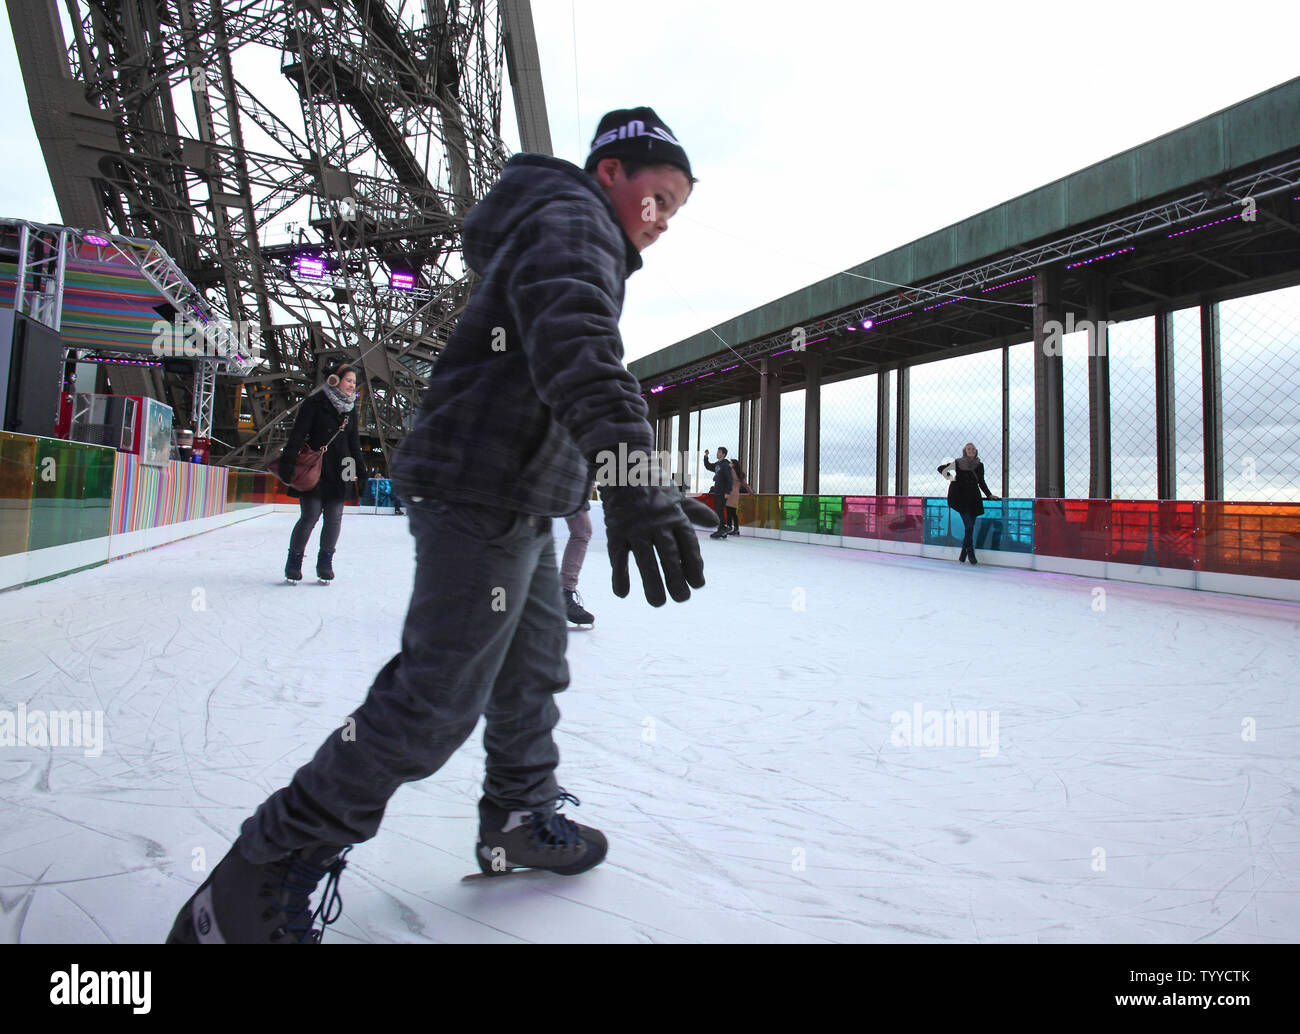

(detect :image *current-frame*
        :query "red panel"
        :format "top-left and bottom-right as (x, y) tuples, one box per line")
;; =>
(841, 496), (875, 539)
(1109, 500), (1198, 569)
(1033, 499), (1111, 562)
(841, 496), (924, 542)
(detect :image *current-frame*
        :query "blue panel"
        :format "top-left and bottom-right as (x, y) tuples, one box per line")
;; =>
(924, 498), (1035, 553)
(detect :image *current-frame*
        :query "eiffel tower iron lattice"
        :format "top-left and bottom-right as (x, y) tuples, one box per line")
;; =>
(9, 0), (551, 470)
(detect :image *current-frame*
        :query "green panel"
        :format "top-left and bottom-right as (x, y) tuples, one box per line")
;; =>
(1224, 79), (1300, 167)
(778, 495), (845, 534)
(1008, 181), (1068, 244)
(953, 205), (1010, 269)
(910, 230), (957, 285)
(818, 495), (843, 535)
(29, 439), (114, 550)
(1138, 122), (1226, 200)
(0, 432), (37, 557)
(780, 494), (813, 532)
(1068, 155), (1139, 226)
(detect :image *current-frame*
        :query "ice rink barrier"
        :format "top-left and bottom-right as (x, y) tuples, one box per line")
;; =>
(0, 430), (281, 590)
(699, 493), (1300, 603)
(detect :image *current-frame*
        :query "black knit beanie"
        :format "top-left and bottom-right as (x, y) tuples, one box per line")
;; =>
(584, 107), (693, 181)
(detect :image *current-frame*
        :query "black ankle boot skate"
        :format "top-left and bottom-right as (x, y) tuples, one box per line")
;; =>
(563, 590), (594, 626)
(316, 550), (335, 583)
(285, 551), (305, 582)
(166, 841), (350, 944)
(475, 791), (607, 877)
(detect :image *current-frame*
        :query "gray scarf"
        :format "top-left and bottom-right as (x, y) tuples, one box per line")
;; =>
(956, 452), (981, 472)
(322, 383), (355, 414)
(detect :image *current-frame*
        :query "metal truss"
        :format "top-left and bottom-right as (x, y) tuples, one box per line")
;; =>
(651, 154), (1300, 391)
(5, 221), (70, 329)
(12, 0), (537, 469)
(3, 216), (257, 437)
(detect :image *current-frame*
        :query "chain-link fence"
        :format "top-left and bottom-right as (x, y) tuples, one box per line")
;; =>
(908, 350), (1002, 498)
(1173, 306), (1205, 501)
(669, 284), (1298, 503)
(779, 389), (804, 492)
(695, 401), (740, 493)
(820, 373), (877, 496)
(1221, 284), (1300, 503)
(1108, 316), (1157, 500)
(1007, 341), (1036, 498)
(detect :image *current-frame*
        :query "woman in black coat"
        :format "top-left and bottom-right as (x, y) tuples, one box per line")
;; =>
(940, 442), (998, 565)
(280, 364), (367, 582)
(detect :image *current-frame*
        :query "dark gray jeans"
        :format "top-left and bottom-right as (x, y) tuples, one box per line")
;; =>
(289, 495), (343, 555)
(239, 499), (568, 862)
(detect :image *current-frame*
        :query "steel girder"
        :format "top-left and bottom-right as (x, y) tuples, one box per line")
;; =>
(10, 0), (536, 471)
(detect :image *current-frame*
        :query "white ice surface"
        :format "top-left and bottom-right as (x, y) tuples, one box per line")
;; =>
(1, 509), (1298, 943)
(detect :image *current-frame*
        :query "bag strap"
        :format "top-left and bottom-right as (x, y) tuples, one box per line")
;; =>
(317, 417), (349, 453)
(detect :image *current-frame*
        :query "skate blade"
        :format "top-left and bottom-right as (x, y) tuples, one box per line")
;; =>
(462, 866), (544, 882)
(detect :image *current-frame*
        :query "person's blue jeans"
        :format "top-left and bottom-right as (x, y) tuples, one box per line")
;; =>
(239, 499), (569, 861)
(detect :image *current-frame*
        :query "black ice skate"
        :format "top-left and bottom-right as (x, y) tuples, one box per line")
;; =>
(563, 589), (594, 626)
(466, 791), (606, 880)
(316, 550), (335, 583)
(166, 841), (350, 944)
(285, 551), (304, 583)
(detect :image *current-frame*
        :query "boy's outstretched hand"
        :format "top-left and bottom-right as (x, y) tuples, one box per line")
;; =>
(598, 484), (718, 606)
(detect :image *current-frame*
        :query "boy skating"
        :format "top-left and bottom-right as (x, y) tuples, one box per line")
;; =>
(167, 107), (716, 943)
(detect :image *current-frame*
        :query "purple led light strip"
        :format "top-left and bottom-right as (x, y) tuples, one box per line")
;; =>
(1065, 246), (1134, 269)
(1166, 213), (1245, 238)
(982, 274), (1033, 292)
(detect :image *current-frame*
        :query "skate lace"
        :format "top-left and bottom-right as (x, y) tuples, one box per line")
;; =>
(275, 847), (350, 944)
(526, 790), (583, 851)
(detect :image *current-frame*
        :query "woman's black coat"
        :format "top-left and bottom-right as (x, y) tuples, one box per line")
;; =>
(945, 462), (994, 517)
(280, 391), (366, 501)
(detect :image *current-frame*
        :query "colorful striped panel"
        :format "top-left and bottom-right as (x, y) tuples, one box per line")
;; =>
(111, 454), (229, 534)
(1, 258), (175, 352)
